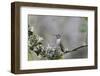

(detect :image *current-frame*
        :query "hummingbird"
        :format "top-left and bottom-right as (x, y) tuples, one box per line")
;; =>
(55, 34), (65, 52)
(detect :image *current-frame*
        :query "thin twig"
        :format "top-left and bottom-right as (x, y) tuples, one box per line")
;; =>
(64, 45), (88, 54)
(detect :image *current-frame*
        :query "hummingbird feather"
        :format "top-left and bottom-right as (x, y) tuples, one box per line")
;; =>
(60, 42), (64, 52)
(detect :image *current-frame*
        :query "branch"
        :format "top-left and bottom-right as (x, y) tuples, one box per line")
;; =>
(64, 45), (88, 54)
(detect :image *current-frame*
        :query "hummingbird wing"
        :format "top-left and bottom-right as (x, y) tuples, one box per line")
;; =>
(60, 42), (65, 52)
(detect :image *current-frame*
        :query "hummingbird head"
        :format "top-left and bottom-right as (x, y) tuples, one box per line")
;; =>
(56, 34), (61, 39)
